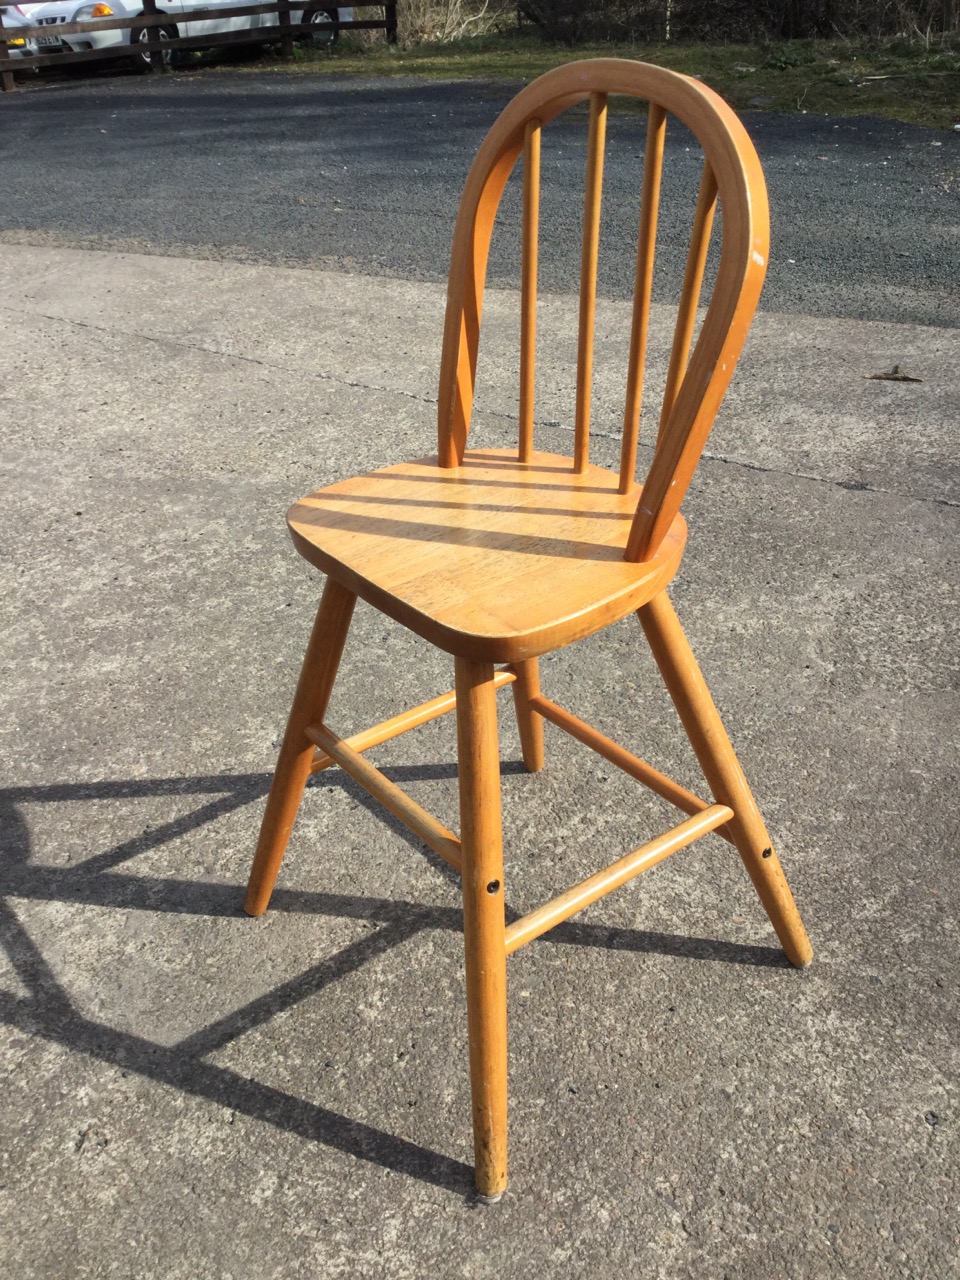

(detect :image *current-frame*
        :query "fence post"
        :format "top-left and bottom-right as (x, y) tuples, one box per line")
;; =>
(385, 1), (397, 43)
(140, 0), (166, 73)
(0, 10), (16, 93)
(277, 0), (294, 59)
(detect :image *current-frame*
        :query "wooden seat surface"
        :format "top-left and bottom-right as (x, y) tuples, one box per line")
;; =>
(287, 448), (686, 662)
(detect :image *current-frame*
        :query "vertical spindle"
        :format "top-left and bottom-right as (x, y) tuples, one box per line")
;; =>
(574, 91), (608, 474)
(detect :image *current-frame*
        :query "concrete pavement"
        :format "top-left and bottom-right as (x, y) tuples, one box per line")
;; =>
(1, 243), (958, 1277)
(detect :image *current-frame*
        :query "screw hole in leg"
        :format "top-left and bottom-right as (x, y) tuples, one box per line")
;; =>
(761, 848), (772, 859)
(486, 879), (500, 894)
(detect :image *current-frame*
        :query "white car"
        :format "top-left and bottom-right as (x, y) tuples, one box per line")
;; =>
(0, 3), (40, 58)
(14, 0), (351, 68)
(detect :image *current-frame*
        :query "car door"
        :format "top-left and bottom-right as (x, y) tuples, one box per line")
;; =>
(177, 0), (264, 39)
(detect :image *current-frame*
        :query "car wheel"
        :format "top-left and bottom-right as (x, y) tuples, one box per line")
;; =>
(304, 8), (339, 45)
(132, 20), (175, 71)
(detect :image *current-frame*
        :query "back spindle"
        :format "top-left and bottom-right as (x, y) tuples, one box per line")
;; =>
(619, 102), (667, 494)
(519, 119), (541, 464)
(658, 160), (718, 448)
(574, 91), (608, 475)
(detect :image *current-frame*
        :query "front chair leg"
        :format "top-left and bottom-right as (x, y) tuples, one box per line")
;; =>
(244, 576), (357, 917)
(455, 657), (509, 1201)
(638, 590), (814, 968)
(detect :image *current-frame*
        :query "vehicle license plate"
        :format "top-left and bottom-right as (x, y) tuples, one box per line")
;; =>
(37, 34), (62, 46)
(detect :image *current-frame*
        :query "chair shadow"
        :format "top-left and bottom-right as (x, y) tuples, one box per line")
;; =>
(0, 764), (788, 1197)
(311, 490), (634, 522)
(293, 504), (630, 562)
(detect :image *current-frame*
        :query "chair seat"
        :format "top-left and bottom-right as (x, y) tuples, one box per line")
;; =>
(287, 448), (687, 662)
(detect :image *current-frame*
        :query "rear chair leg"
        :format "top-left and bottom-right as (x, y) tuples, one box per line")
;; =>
(456, 657), (509, 1201)
(638, 590), (813, 968)
(510, 658), (545, 772)
(244, 577), (357, 917)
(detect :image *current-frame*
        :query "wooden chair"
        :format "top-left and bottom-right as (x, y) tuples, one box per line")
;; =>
(243, 59), (813, 1201)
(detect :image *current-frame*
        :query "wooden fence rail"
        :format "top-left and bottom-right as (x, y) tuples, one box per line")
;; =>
(0, 0), (397, 91)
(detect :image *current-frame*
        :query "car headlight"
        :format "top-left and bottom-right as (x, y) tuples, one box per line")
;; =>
(74, 2), (115, 16)
(8, 36), (26, 45)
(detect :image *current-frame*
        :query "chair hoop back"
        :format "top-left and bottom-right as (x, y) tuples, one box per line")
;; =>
(436, 59), (770, 562)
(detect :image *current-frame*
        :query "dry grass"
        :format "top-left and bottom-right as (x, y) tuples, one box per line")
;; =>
(271, 29), (960, 129)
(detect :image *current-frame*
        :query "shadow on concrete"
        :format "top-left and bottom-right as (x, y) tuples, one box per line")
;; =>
(0, 768), (787, 1195)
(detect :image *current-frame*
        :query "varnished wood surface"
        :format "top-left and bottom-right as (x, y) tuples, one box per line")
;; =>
(528, 691), (733, 841)
(456, 659), (509, 1200)
(619, 100), (666, 494)
(437, 59), (769, 567)
(658, 163), (719, 447)
(519, 119), (541, 464)
(308, 668), (516, 774)
(504, 803), (734, 955)
(639, 592), (814, 967)
(510, 658), (545, 772)
(574, 90), (608, 475)
(306, 722), (463, 872)
(288, 448), (686, 663)
(243, 578), (356, 917)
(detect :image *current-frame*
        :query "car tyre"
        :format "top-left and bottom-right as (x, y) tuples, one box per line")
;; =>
(303, 7), (339, 45)
(132, 20), (175, 71)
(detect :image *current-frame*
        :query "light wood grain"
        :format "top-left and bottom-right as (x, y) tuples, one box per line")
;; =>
(248, 60), (812, 1202)
(456, 658), (509, 1200)
(619, 101), (666, 494)
(639, 591), (814, 967)
(432, 59), (769, 564)
(658, 162), (719, 447)
(519, 119), (541, 465)
(510, 658), (545, 772)
(574, 90), (608, 474)
(504, 804), (733, 954)
(288, 448), (686, 663)
(244, 578), (356, 916)
(308, 668), (516, 774)
(306, 722), (463, 872)
(528, 691), (733, 841)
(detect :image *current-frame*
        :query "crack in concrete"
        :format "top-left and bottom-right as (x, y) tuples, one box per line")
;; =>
(8, 304), (959, 512)
(2, 302), (443, 409)
(698, 450), (960, 510)
(519, 418), (960, 510)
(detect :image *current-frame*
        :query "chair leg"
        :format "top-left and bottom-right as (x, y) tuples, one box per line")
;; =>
(243, 577), (357, 917)
(455, 657), (509, 1201)
(638, 591), (813, 968)
(510, 658), (545, 772)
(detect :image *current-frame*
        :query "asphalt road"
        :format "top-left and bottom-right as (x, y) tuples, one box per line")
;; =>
(2, 69), (958, 327)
